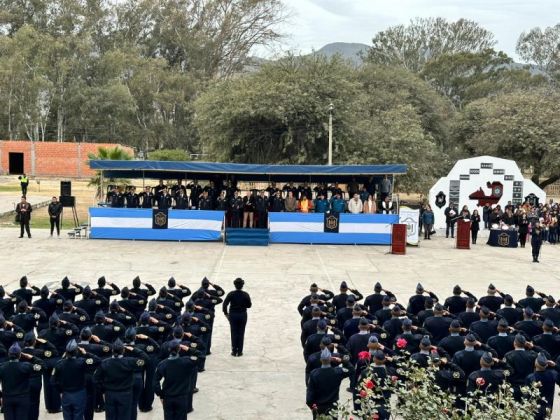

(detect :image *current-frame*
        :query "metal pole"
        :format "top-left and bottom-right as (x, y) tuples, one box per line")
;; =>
(328, 103), (334, 166)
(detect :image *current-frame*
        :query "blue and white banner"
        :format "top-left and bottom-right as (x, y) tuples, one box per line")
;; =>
(269, 213), (399, 244)
(90, 208), (224, 241)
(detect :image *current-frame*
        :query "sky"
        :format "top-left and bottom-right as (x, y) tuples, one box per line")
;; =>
(258, 0), (559, 62)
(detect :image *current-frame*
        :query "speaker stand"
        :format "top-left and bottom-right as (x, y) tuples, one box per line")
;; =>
(61, 206), (79, 228)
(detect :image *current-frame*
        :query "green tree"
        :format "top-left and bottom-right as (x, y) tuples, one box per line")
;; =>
(366, 17), (496, 73)
(456, 89), (560, 188)
(148, 149), (189, 161)
(517, 24), (560, 76)
(87, 145), (133, 161)
(195, 54), (360, 164)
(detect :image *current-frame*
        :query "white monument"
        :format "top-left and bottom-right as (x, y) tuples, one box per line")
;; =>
(429, 156), (546, 230)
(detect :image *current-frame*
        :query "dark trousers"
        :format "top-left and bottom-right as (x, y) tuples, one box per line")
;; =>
(21, 183), (28, 196)
(471, 229), (478, 244)
(28, 378), (42, 420)
(229, 312), (248, 354)
(519, 230), (528, 247)
(139, 359), (156, 411)
(163, 395), (188, 420)
(50, 216), (60, 235)
(20, 221), (31, 237)
(532, 243), (541, 260)
(43, 367), (62, 411)
(446, 222), (455, 238)
(424, 224), (433, 239)
(4, 395), (29, 420)
(61, 389), (86, 420)
(131, 376), (143, 420)
(105, 390), (133, 420)
(256, 211), (268, 228)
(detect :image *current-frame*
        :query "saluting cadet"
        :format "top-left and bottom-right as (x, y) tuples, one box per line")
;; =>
(306, 348), (354, 419)
(526, 352), (560, 420)
(154, 339), (199, 420)
(467, 352), (505, 394)
(444, 285), (477, 315)
(56, 277), (83, 303)
(222, 278), (252, 357)
(331, 282), (363, 312)
(363, 282), (394, 314)
(12, 276), (41, 305)
(0, 343), (44, 420)
(93, 338), (146, 420)
(407, 283), (438, 316)
(52, 339), (100, 420)
(504, 334), (539, 400)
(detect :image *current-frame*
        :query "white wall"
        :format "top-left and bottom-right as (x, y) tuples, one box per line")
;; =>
(428, 156), (546, 229)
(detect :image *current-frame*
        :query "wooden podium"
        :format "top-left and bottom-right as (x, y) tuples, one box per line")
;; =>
(456, 219), (471, 249)
(391, 224), (407, 255)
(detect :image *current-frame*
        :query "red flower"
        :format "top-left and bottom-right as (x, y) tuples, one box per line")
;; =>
(311, 403), (317, 411)
(372, 414), (380, 420)
(442, 408), (449, 414)
(365, 379), (375, 389)
(431, 348), (438, 355)
(358, 351), (371, 361)
(359, 389), (367, 398)
(475, 377), (486, 387)
(396, 338), (408, 349)
(391, 375), (398, 383)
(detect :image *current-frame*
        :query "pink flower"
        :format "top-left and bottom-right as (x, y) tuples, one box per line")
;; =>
(372, 414), (380, 420)
(391, 375), (398, 383)
(396, 338), (408, 349)
(358, 351), (371, 361)
(475, 377), (486, 387)
(365, 379), (375, 389)
(359, 389), (367, 398)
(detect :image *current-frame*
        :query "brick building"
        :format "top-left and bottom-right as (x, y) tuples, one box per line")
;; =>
(0, 141), (134, 178)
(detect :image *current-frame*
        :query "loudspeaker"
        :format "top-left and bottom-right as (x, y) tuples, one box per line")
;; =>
(59, 196), (75, 207)
(60, 181), (72, 196)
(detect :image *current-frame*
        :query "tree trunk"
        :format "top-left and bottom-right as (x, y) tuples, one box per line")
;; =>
(538, 175), (560, 190)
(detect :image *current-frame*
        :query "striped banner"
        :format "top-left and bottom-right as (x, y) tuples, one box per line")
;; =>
(269, 213), (399, 244)
(89, 208), (224, 241)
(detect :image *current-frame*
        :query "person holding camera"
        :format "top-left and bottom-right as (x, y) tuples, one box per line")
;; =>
(18, 173), (29, 196)
(16, 196), (32, 238)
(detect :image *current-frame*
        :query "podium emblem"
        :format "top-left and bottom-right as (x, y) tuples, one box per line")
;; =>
(326, 215), (338, 230)
(498, 233), (510, 247)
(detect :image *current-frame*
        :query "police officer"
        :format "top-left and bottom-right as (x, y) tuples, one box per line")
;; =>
(93, 338), (145, 420)
(504, 334), (539, 400)
(22, 332), (50, 420)
(48, 196), (63, 237)
(93, 277), (121, 309)
(532, 222), (543, 262)
(52, 339), (100, 420)
(527, 352), (560, 420)
(12, 276), (41, 306)
(444, 285), (477, 315)
(466, 351), (505, 394)
(223, 278), (252, 357)
(0, 343), (44, 420)
(407, 283), (438, 316)
(306, 348), (354, 419)
(19, 173), (29, 195)
(154, 339), (199, 420)
(56, 277), (83, 303)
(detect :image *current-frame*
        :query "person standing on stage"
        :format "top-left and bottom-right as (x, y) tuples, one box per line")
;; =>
(444, 203), (458, 238)
(470, 209), (481, 244)
(532, 221), (543, 263)
(48, 196), (63, 238)
(223, 278), (252, 357)
(16, 196), (32, 238)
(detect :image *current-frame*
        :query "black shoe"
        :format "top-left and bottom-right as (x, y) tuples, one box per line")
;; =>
(47, 410), (62, 414)
(231, 352), (237, 356)
(187, 408), (194, 414)
(193, 387), (199, 393)
(18, 236), (23, 238)
(206, 351), (211, 355)
(346, 387), (352, 392)
(237, 352), (243, 357)
(139, 408), (153, 413)
(198, 367), (205, 372)
(28, 235), (31, 238)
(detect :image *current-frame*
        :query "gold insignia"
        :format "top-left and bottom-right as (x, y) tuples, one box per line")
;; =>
(114, 326), (120, 332)
(211, 299), (217, 304)
(205, 315), (210, 320)
(330, 320), (336, 325)
(326, 215), (339, 230)
(16, 332), (23, 338)
(57, 299), (63, 304)
(147, 345), (154, 352)
(86, 358), (93, 365)
(80, 316), (86, 322)
(154, 211), (168, 227)
(125, 316), (131, 320)
(334, 335), (340, 340)
(44, 350), (52, 358)
(34, 314), (40, 319)
(65, 330), (72, 336)
(498, 233), (510, 247)
(139, 300), (145, 305)
(190, 356), (198, 361)
(95, 300), (101, 305)
(201, 327), (207, 332)
(381, 333), (387, 339)
(504, 370), (510, 377)
(166, 314), (172, 319)
(217, 291), (224, 296)
(191, 343), (197, 348)
(158, 327), (164, 332)
(453, 372), (460, 379)
(103, 346), (110, 353)
(33, 364), (41, 371)
(136, 359), (145, 366)
(175, 302), (180, 307)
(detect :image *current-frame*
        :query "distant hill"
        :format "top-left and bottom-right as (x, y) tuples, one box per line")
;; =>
(314, 42), (370, 65)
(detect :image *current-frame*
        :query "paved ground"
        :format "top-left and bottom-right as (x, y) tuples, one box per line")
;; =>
(1, 227), (560, 419)
(0, 193), (52, 215)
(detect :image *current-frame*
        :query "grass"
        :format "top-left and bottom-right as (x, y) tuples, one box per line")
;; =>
(0, 213), (88, 230)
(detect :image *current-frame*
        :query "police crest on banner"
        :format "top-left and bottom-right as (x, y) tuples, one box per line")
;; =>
(399, 207), (419, 246)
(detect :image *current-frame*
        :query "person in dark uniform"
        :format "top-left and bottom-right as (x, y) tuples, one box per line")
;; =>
(52, 339), (100, 420)
(198, 191), (213, 210)
(331, 282), (363, 312)
(139, 187), (154, 208)
(157, 188), (173, 210)
(55, 277), (83, 303)
(173, 190), (189, 210)
(478, 283), (504, 313)
(518, 285), (546, 312)
(444, 285), (477, 315)
(306, 348), (354, 419)
(504, 334), (539, 400)
(154, 339), (199, 420)
(254, 190), (268, 228)
(187, 180), (202, 209)
(93, 277), (121, 311)
(223, 278), (252, 357)
(12, 276), (41, 306)
(125, 186), (140, 208)
(532, 222), (543, 262)
(466, 352), (505, 394)
(229, 191), (244, 228)
(19, 173), (29, 195)
(407, 283), (438, 316)
(527, 352), (560, 420)
(48, 196), (63, 237)
(93, 338), (145, 420)
(16, 196), (32, 238)
(363, 282), (394, 314)
(0, 343), (44, 420)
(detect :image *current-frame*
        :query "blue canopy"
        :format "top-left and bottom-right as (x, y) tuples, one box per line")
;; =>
(90, 160), (407, 182)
